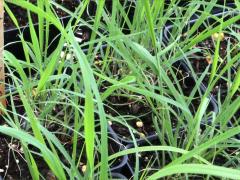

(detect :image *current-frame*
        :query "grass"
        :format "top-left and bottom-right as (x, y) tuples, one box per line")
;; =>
(1, 0), (240, 179)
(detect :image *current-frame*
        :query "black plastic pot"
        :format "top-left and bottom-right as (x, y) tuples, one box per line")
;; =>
(111, 173), (128, 179)
(108, 126), (134, 176)
(4, 15), (72, 60)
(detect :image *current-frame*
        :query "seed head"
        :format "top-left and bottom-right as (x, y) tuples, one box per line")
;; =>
(212, 33), (219, 40)
(212, 32), (225, 41)
(219, 32), (225, 40)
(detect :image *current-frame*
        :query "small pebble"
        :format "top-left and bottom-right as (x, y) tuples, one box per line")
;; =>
(205, 55), (212, 64)
(108, 121), (112, 126)
(60, 51), (65, 58)
(81, 165), (87, 173)
(136, 121), (143, 128)
(66, 53), (72, 60)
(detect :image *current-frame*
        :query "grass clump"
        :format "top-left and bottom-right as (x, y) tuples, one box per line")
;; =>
(0, 0), (239, 179)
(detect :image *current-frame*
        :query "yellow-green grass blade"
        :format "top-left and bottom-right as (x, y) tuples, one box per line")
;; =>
(148, 164), (240, 179)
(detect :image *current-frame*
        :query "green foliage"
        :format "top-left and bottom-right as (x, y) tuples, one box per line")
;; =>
(1, 0), (239, 179)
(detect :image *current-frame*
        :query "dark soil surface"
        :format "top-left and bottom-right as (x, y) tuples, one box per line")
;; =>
(4, 0), (83, 30)
(0, 136), (31, 179)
